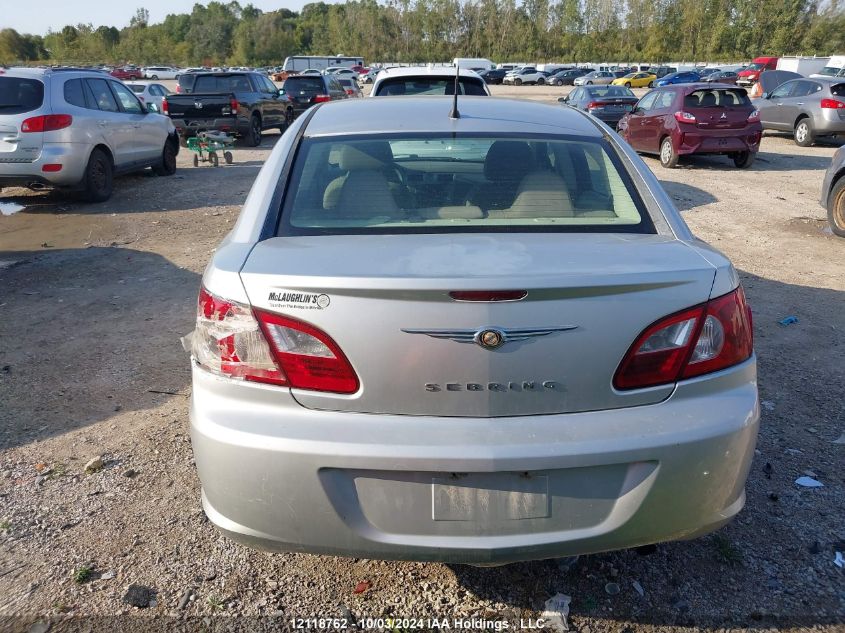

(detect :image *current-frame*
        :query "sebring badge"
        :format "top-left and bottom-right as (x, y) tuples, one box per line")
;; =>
(401, 325), (577, 350)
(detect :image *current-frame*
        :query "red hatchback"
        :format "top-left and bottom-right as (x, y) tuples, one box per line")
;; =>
(618, 83), (762, 168)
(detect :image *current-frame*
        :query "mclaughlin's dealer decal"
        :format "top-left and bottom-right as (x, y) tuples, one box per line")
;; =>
(268, 290), (331, 310)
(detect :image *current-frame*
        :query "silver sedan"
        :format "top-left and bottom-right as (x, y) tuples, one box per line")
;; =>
(188, 96), (759, 564)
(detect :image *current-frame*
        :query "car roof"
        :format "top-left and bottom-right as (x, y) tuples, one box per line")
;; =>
(375, 66), (482, 80)
(0, 67), (109, 79)
(304, 96), (604, 138)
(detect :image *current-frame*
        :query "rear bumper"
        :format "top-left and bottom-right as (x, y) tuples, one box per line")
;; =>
(173, 118), (246, 138)
(0, 142), (89, 187)
(190, 359), (759, 563)
(676, 127), (762, 156)
(813, 111), (845, 136)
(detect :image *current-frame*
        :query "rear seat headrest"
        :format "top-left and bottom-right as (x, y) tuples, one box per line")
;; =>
(338, 142), (394, 171)
(484, 141), (532, 181)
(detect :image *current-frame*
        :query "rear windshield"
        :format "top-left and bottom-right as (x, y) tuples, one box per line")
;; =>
(831, 83), (845, 97)
(587, 86), (635, 98)
(193, 75), (253, 93)
(0, 77), (45, 115)
(684, 88), (750, 108)
(283, 77), (325, 94)
(128, 84), (145, 93)
(375, 78), (487, 96)
(277, 134), (653, 235)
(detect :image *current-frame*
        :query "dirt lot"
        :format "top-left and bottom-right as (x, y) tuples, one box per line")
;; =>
(0, 84), (843, 632)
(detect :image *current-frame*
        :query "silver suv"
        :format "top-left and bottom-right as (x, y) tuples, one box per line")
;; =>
(0, 67), (179, 201)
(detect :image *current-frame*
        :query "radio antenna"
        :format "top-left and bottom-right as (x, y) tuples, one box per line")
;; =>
(449, 63), (460, 119)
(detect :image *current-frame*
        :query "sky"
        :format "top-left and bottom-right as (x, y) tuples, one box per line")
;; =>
(3, 0), (337, 36)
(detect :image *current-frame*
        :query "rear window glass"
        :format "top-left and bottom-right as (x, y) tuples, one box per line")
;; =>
(338, 79), (354, 88)
(278, 134), (653, 235)
(193, 75), (253, 93)
(63, 79), (88, 108)
(128, 84), (145, 93)
(684, 89), (750, 108)
(375, 78), (487, 96)
(830, 83), (845, 97)
(0, 77), (44, 115)
(283, 77), (325, 94)
(587, 86), (635, 98)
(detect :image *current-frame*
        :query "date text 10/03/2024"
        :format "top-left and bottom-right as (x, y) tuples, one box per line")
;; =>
(290, 617), (549, 630)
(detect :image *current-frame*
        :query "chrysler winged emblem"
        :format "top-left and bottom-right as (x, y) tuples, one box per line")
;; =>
(401, 326), (577, 350)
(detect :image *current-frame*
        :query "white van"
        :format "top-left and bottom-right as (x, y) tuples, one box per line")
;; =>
(777, 56), (829, 76)
(453, 58), (495, 71)
(811, 55), (845, 78)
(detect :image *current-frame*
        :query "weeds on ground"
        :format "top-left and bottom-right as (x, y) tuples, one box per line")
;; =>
(713, 533), (742, 565)
(73, 566), (93, 584)
(0, 520), (10, 531)
(207, 595), (224, 611)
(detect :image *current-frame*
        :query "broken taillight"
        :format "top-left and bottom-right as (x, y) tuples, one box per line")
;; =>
(613, 286), (753, 390)
(191, 287), (359, 394)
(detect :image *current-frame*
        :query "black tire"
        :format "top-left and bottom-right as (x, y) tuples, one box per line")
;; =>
(553, 79), (562, 86)
(733, 151), (755, 169)
(659, 137), (679, 168)
(209, 152), (219, 168)
(152, 140), (177, 176)
(82, 148), (113, 202)
(586, 81), (593, 85)
(151, 75), (158, 80)
(192, 154), (199, 168)
(514, 78), (522, 86)
(648, 81), (654, 88)
(245, 114), (261, 147)
(794, 118), (814, 147)
(827, 176), (845, 237)
(625, 82), (631, 88)
(223, 151), (233, 165)
(537, 77), (545, 85)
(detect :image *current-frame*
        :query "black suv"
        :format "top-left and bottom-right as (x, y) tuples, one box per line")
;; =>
(282, 74), (348, 120)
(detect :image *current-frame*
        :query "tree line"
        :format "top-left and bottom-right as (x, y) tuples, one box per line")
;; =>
(1, 0), (843, 67)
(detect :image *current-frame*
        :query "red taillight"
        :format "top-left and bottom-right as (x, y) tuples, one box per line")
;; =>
(449, 290), (527, 302)
(161, 97), (169, 115)
(191, 287), (359, 394)
(41, 164), (62, 172)
(175, 85), (182, 93)
(345, 89), (355, 95)
(313, 95), (331, 103)
(21, 114), (73, 133)
(747, 109), (760, 123)
(586, 101), (603, 109)
(230, 98), (239, 112)
(613, 286), (753, 390)
(255, 310), (359, 394)
(820, 98), (845, 109)
(673, 111), (697, 124)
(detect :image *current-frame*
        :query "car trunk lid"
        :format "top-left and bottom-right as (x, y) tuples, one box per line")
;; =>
(0, 76), (46, 163)
(240, 233), (717, 417)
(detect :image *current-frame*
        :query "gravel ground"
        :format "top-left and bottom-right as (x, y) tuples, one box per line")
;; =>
(0, 84), (843, 633)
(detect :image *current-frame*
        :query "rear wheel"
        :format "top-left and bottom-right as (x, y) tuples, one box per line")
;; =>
(794, 118), (814, 147)
(209, 152), (219, 167)
(223, 151), (233, 165)
(733, 151), (755, 169)
(82, 148), (113, 202)
(151, 75), (159, 80)
(152, 140), (177, 176)
(246, 114), (262, 147)
(827, 177), (845, 237)
(659, 137), (678, 168)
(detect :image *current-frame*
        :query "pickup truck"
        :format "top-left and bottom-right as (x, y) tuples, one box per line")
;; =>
(163, 72), (292, 146)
